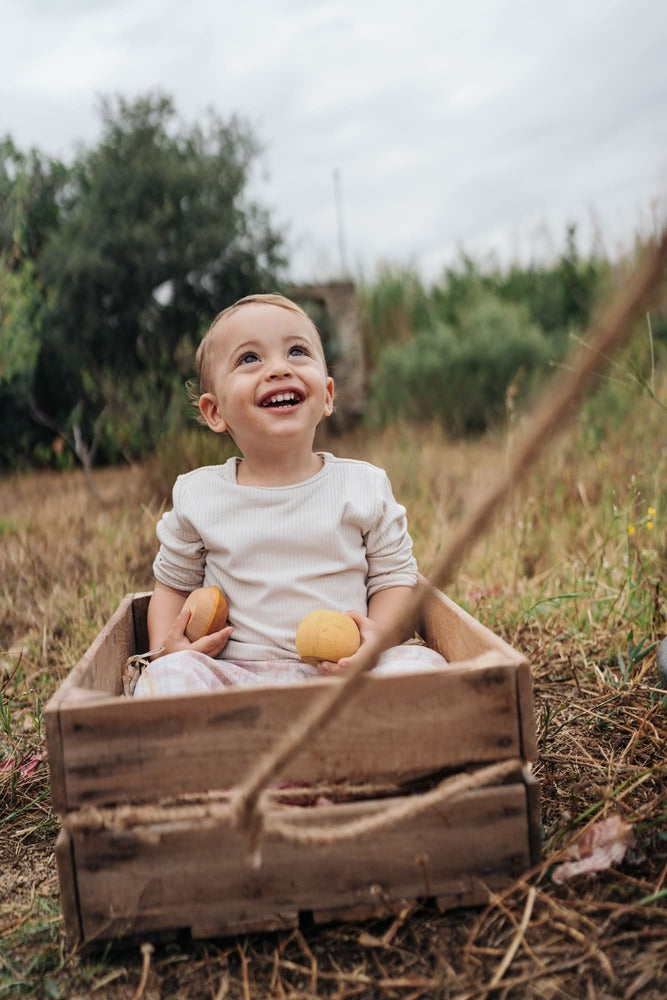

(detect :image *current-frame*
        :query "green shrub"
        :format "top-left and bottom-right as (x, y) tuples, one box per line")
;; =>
(578, 310), (667, 451)
(359, 265), (434, 366)
(367, 294), (553, 435)
(430, 227), (607, 342)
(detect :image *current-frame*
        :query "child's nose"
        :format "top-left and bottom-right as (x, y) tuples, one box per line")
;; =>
(267, 358), (293, 378)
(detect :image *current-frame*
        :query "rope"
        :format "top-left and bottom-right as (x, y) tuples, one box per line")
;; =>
(63, 759), (522, 853)
(264, 759), (521, 846)
(228, 230), (667, 861)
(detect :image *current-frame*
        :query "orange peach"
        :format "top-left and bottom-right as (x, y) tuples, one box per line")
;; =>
(183, 586), (229, 642)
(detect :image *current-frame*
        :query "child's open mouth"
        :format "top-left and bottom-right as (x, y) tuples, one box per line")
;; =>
(260, 391), (303, 408)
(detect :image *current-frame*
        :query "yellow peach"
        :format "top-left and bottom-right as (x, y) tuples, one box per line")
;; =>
(295, 609), (361, 666)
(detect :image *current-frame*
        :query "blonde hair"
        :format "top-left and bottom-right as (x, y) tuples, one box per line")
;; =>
(195, 293), (327, 397)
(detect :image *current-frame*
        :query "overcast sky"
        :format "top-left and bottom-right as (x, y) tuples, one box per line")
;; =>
(2, 0), (666, 281)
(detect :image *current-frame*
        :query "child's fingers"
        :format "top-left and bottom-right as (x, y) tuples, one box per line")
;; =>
(344, 610), (376, 642)
(171, 604), (192, 634)
(192, 625), (233, 657)
(316, 659), (344, 675)
(159, 606), (192, 651)
(337, 642), (383, 673)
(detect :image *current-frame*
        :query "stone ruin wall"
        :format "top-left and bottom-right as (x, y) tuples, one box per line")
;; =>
(289, 281), (366, 432)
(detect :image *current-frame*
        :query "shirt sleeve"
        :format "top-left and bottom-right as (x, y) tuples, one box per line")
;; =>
(152, 476), (207, 592)
(364, 470), (418, 597)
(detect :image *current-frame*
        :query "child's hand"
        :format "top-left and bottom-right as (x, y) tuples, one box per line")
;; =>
(160, 604), (233, 659)
(316, 610), (379, 675)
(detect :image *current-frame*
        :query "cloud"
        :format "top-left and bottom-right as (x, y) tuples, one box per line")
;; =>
(1, 0), (665, 279)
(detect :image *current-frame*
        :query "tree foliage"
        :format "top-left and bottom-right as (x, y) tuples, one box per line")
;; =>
(0, 93), (286, 470)
(0, 136), (69, 265)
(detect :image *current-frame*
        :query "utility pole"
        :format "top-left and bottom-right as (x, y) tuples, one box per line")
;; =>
(333, 167), (348, 278)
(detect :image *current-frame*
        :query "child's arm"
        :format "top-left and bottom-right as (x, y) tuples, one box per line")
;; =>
(147, 581), (189, 648)
(318, 585), (416, 675)
(147, 580), (233, 660)
(366, 586), (416, 646)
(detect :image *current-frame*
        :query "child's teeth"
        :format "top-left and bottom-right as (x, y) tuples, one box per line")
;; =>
(265, 392), (298, 406)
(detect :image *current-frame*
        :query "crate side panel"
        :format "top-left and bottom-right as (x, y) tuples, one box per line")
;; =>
(421, 586), (526, 665)
(516, 662), (538, 761)
(46, 594), (137, 707)
(524, 767), (542, 865)
(46, 594), (144, 811)
(72, 783), (532, 943)
(59, 664), (524, 807)
(45, 698), (68, 814)
(190, 911), (299, 939)
(55, 829), (83, 943)
(131, 593), (151, 657)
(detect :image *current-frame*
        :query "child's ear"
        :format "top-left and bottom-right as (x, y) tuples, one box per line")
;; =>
(323, 377), (335, 417)
(199, 393), (228, 433)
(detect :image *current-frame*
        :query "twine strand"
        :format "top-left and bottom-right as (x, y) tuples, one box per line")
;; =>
(265, 758), (522, 846)
(229, 230), (667, 858)
(64, 759), (522, 849)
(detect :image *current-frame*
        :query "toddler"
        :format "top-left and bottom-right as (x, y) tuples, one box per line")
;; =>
(135, 293), (446, 697)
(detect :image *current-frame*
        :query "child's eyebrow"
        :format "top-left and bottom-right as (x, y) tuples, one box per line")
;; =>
(231, 340), (260, 355)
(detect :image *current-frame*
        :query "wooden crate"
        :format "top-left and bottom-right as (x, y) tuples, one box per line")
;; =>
(46, 588), (540, 946)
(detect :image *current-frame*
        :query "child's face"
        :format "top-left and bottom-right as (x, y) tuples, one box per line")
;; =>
(198, 303), (334, 455)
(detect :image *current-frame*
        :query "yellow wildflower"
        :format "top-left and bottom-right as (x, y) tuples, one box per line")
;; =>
(627, 524), (636, 536)
(648, 506), (656, 517)
(647, 521), (654, 531)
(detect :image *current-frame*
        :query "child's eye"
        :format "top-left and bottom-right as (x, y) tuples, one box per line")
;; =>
(288, 344), (308, 357)
(238, 351), (260, 365)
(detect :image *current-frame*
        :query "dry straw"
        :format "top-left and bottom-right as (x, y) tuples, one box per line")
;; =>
(229, 229), (667, 861)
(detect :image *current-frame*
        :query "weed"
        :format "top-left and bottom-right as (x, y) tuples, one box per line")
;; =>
(0, 516), (16, 537)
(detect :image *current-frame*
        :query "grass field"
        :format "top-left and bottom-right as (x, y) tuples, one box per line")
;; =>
(1, 369), (666, 997)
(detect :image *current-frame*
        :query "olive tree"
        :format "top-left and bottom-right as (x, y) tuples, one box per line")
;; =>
(1, 93), (286, 472)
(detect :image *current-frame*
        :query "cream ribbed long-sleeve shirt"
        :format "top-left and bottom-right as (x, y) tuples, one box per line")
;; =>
(153, 452), (418, 661)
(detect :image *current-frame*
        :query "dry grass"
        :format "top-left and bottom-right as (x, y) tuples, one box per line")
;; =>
(1, 381), (666, 997)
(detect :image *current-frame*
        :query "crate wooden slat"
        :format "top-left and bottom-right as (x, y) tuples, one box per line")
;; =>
(63, 778), (535, 944)
(46, 587), (540, 946)
(51, 663), (532, 811)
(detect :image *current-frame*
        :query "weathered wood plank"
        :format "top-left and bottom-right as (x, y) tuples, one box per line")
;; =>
(420, 584), (525, 666)
(421, 587), (536, 762)
(45, 592), (140, 708)
(71, 782), (533, 944)
(191, 911), (299, 939)
(523, 767), (542, 865)
(54, 829), (83, 943)
(131, 593), (151, 659)
(45, 590), (140, 811)
(56, 663), (526, 808)
(516, 662), (538, 761)
(45, 699), (68, 815)
(311, 900), (393, 926)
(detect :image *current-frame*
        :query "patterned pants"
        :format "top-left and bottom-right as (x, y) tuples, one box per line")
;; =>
(133, 644), (449, 698)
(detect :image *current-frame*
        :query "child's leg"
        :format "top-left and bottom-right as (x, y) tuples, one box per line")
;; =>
(373, 643), (448, 676)
(133, 652), (229, 697)
(133, 651), (320, 698)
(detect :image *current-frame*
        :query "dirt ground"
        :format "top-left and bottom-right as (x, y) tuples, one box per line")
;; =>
(2, 624), (665, 999)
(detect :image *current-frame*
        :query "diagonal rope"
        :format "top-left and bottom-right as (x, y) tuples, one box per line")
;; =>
(229, 229), (667, 858)
(264, 758), (522, 847)
(64, 759), (521, 848)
